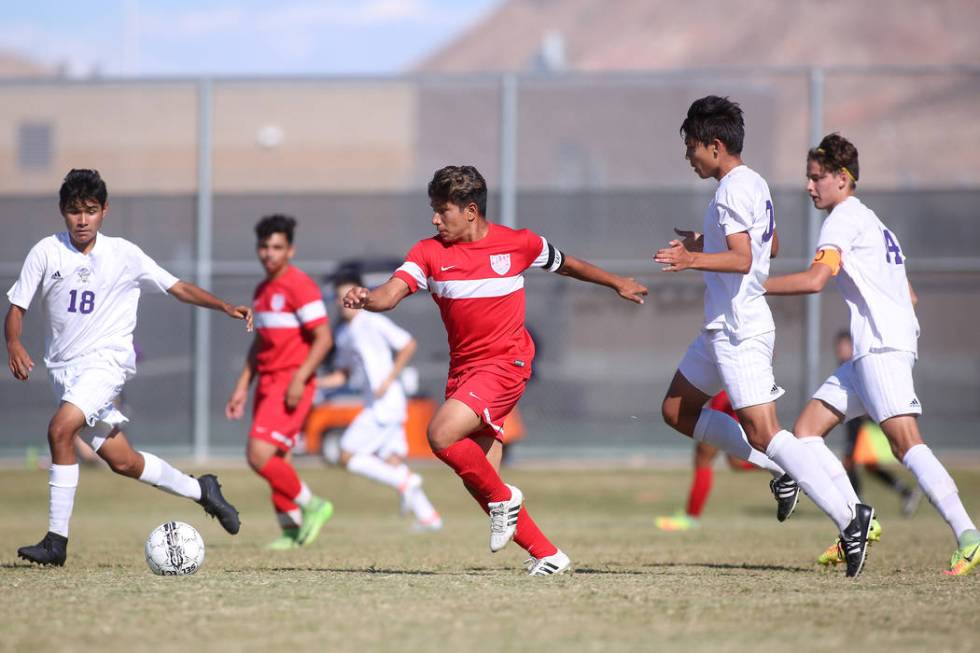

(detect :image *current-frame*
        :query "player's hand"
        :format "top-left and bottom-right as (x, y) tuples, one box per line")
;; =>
(616, 277), (648, 305)
(7, 341), (34, 381)
(654, 240), (696, 272)
(673, 228), (703, 252)
(225, 304), (254, 332)
(374, 378), (393, 399)
(285, 376), (305, 410)
(343, 286), (371, 309)
(225, 387), (248, 420)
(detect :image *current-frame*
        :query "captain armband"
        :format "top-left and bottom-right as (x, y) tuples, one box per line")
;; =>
(543, 243), (564, 272)
(812, 248), (841, 276)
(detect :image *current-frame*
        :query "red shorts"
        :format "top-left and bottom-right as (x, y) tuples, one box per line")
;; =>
(446, 362), (529, 442)
(250, 370), (315, 452)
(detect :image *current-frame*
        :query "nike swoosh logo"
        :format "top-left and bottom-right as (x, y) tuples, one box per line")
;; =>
(468, 391), (482, 400)
(440, 265), (455, 271)
(965, 542), (980, 562)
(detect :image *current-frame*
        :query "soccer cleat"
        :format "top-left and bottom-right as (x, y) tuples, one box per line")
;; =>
(296, 498), (334, 546)
(410, 514), (444, 533)
(196, 474), (241, 535)
(944, 540), (980, 577)
(655, 511), (700, 532)
(901, 487), (923, 518)
(17, 531), (68, 567)
(265, 528), (299, 550)
(526, 549), (571, 576)
(488, 484), (523, 553)
(818, 518), (882, 566)
(839, 503), (875, 578)
(770, 473), (801, 522)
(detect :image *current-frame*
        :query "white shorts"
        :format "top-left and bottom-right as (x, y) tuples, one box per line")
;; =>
(340, 409), (408, 459)
(812, 350), (921, 423)
(678, 329), (785, 410)
(48, 363), (129, 451)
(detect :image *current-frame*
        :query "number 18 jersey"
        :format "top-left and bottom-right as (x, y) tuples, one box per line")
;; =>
(6, 232), (179, 375)
(817, 196), (919, 359)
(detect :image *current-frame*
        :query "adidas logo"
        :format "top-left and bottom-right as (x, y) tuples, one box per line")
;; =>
(910, 398), (920, 407)
(771, 384), (779, 394)
(51, 271), (62, 280)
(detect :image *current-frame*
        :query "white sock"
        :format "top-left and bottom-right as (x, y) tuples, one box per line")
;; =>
(903, 444), (977, 541)
(49, 464), (79, 538)
(800, 436), (860, 510)
(138, 452), (202, 500)
(294, 482), (312, 507)
(408, 483), (440, 523)
(347, 453), (410, 491)
(693, 408), (785, 477)
(766, 430), (853, 531)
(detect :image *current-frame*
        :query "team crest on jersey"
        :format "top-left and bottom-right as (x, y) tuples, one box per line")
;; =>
(490, 254), (511, 276)
(270, 293), (286, 311)
(76, 267), (92, 284)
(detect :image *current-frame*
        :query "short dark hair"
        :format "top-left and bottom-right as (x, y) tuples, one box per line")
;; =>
(332, 269), (363, 289)
(255, 214), (297, 244)
(59, 169), (108, 211)
(680, 95), (745, 155)
(428, 165), (487, 216)
(809, 133), (859, 189)
(834, 329), (852, 343)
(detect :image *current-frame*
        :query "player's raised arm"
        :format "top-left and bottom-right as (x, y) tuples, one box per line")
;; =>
(343, 277), (411, 313)
(556, 255), (648, 305)
(654, 231), (752, 273)
(167, 280), (254, 331)
(4, 304), (35, 381)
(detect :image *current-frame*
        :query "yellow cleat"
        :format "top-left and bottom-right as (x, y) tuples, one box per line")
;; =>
(297, 498), (334, 546)
(944, 540), (980, 577)
(655, 512), (699, 532)
(818, 518), (881, 566)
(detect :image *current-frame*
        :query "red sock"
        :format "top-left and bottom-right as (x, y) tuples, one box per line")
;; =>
(433, 438), (510, 503)
(464, 485), (558, 558)
(272, 490), (298, 514)
(686, 466), (713, 518)
(257, 456), (302, 500)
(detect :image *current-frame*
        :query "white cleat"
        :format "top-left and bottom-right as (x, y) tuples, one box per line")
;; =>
(399, 473), (423, 516)
(488, 484), (523, 552)
(411, 515), (444, 533)
(526, 549), (571, 576)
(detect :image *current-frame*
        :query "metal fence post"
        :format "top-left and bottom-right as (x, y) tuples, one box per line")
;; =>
(805, 68), (825, 395)
(499, 73), (518, 228)
(193, 78), (214, 463)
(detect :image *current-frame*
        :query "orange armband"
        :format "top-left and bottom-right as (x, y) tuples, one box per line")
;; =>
(812, 248), (841, 275)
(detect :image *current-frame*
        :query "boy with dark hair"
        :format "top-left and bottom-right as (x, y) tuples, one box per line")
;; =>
(319, 272), (441, 531)
(343, 165), (648, 575)
(765, 133), (979, 576)
(6, 169), (248, 566)
(655, 98), (875, 578)
(225, 214), (335, 549)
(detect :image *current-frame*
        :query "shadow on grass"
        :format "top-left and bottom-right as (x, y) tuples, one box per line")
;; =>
(224, 566), (440, 575)
(577, 561), (811, 574)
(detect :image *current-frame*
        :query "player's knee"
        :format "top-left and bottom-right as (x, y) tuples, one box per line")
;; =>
(426, 424), (455, 452)
(47, 418), (76, 444)
(661, 399), (682, 430)
(246, 449), (266, 471)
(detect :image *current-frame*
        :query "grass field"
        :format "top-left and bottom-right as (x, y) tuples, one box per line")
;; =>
(1, 462), (977, 653)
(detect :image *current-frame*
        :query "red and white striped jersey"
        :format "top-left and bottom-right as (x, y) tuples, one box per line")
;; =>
(252, 266), (328, 374)
(393, 223), (562, 374)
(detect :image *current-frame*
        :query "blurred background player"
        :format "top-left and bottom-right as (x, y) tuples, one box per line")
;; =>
(318, 273), (441, 531)
(655, 96), (875, 578)
(6, 169), (247, 566)
(831, 330), (922, 517)
(655, 390), (755, 531)
(225, 215), (334, 550)
(343, 165), (647, 575)
(764, 132), (980, 576)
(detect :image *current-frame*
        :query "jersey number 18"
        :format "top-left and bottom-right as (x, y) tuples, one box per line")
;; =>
(67, 289), (95, 314)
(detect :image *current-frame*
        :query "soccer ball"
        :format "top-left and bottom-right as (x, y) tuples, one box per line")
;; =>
(145, 521), (206, 576)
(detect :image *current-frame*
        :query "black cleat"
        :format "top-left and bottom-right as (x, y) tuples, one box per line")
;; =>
(840, 503), (875, 578)
(770, 473), (801, 522)
(196, 474), (241, 534)
(17, 531), (68, 567)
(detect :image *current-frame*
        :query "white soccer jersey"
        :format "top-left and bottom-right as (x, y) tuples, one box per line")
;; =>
(817, 196), (919, 359)
(6, 232), (179, 375)
(333, 311), (413, 424)
(701, 165), (776, 340)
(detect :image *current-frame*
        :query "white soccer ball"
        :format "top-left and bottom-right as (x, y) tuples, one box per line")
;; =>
(145, 521), (206, 576)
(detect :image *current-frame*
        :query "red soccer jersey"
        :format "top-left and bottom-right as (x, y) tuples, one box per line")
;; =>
(392, 223), (562, 374)
(252, 266), (328, 375)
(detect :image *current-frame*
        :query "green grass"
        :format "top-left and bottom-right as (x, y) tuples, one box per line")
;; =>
(1, 463), (977, 653)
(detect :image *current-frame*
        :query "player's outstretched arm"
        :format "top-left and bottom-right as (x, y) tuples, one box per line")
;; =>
(654, 232), (752, 273)
(167, 280), (253, 331)
(342, 277), (411, 313)
(4, 304), (34, 381)
(557, 255), (647, 305)
(765, 261), (833, 295)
